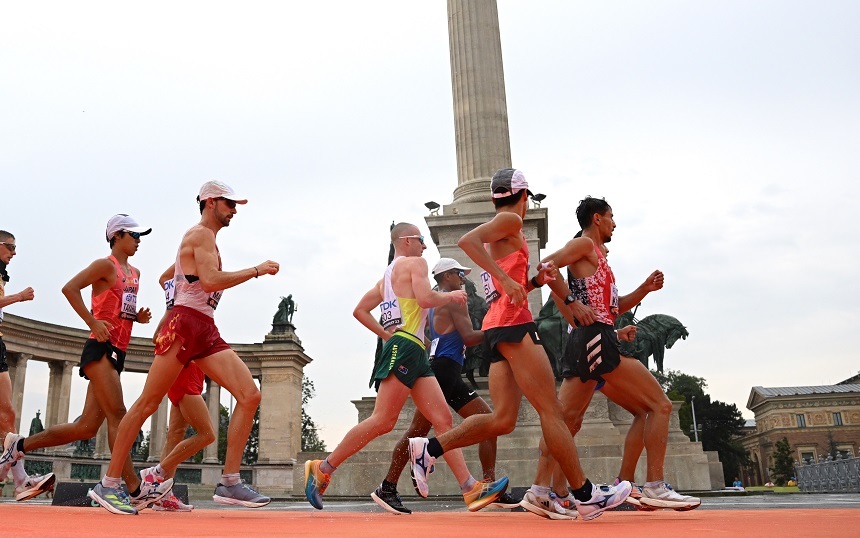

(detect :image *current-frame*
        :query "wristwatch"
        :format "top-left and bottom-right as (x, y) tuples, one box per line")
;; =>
(564, 293), (576, 305)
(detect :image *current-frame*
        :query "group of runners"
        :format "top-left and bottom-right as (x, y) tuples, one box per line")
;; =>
(304, 168), (701, 520)
(1, 181), (278, 514)
(2, 171), (700, 520)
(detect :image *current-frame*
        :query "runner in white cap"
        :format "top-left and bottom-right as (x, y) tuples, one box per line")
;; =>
(88, 182), (279, 515)
(1, 215), (170, 507)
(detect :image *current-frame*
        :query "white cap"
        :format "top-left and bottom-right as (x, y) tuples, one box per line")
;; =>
(432, 257), (472, 276)
(197, 180), (248, 204)
(106, 214), (152, 242)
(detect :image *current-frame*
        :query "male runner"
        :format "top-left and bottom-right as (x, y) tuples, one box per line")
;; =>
(370, 257), (518, 514)
(532, 196), (700, 511)
(305, 224), (508, 512)
(0, 230), (55, 501)
(408, 169), (631, 521)
(0, 217), (171, 507)
(88, 181), (279, 515)
(146, 265), (214, 512)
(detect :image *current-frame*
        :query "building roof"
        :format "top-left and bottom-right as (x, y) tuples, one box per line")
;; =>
(747, 384), (860, 410)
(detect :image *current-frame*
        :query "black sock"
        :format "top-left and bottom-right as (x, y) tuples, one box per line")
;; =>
(571, 478), (594, 502)
(16, 439), (25, 453)
(427, 438), (444, 458)
(131, 486), (141, 497)
(381, 480), (397, 493)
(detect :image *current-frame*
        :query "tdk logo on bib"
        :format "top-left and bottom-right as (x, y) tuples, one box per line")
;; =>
(380, 299), (402, 330)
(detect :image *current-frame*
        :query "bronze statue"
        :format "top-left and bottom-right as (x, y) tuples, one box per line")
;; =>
(534, 297), (566, 379)
(462, 278), (489, 389)
(29, 410), (44, 436)
(616, 312), (689, 372)
(273, 294), (296, 326)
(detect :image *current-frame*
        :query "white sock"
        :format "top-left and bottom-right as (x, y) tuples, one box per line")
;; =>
(221, 473), (241, 486)
(11, 460), (28, 485)
(102, 475), (122, 489)
(460, 476), (477, 494)
(154, 464), (165, 477)
(530, 484), (551, 497)
(644, 480), (663, 489)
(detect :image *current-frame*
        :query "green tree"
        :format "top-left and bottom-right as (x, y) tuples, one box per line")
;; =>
(243, 407), (260, 465)
(302, 376), (327, 452)
(218, 404), (229, 464)
(769, 437), (795, 486)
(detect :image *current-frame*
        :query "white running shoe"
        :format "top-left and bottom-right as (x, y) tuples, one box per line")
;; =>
(519, 489), (577, 520)
(130, 467), (174, 509)
(0, 433), (24, 465)
(153, 490), (194, 512)
(641, 482), (701, 510)
(575, 481), (632, 521)
(15, 472), (56, 501)
(407, 437), (435, 498)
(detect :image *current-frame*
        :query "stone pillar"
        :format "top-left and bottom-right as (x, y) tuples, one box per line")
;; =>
(45, 361), (74, 429)
(257, 365), (303, 464)
(6, 353), (30, 433)
(203, 378), (221, 464)
(448, 0), (512, 204)
(147, 396), (169, 462)
(93, 421), (110, 459)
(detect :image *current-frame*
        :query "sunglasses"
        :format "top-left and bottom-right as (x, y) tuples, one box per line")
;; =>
(217, 197), (237, 209)
(0, 241), (16, 252)
(122, 231), (143, 240)
(399, 235), (425, 245)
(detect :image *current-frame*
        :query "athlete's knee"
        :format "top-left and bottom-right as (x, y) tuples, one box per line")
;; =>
(198, 427), (216, 446)
(492, 412), (518, 436)
(653, 395), (673, 417)
(235, 385), (261, 408)
(563, 409), (584, 435)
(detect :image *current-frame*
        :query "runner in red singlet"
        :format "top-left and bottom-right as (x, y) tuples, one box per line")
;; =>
(0, 215), (173, 507)
(408, 169), (632, 521)
(89, 181), (279, 515)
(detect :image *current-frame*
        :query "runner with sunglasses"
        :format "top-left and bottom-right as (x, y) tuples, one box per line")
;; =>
(305, 224), (509, 513)
(0, 230), (56, 501)
(88, 181), (279, 515)
(1, 215), (173, 508)
(370, 257), (518, 514)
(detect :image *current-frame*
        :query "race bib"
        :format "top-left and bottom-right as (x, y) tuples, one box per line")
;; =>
(429, 338), (439, 359)
(379, 298), (402, 330)
(207, 290), (223, 310)
(610, 283), (619, 315)
(163, 278), (175, 309)
(120, 291), (138, 320)
(0, 307), (4, 323)
(480, 271), (500, 303)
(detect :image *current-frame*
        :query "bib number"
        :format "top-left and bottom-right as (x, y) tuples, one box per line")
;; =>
(120, 292), (138, 320)
(163, 279), (175, 309)
(481, 271), (500, 303)
(610, 283), (619, 315)
(429, 338), (439, 359)
(379, 298), (402, 330)
(207, 291), (223, 310)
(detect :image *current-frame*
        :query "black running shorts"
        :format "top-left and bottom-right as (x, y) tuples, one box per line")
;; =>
(79, 338), (126, 379)
(483, 322), (543, 363)
(430, 356), (478, 411)
(0, 337), (7, 373)
(560, 322), (622, 382)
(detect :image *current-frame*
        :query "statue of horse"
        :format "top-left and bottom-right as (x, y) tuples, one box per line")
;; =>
(615, 312), (688, 372)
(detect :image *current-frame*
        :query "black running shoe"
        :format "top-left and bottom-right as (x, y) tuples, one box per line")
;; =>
(371, 486), (412, 515)
(489, 491), (520, 509)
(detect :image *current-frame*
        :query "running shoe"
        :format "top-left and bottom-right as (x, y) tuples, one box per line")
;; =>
(489, 491), (521, 509)
(213, 481), (271, 508)
(370, 485), (412, 515)
(575, 480), (632, 521)
(519, 489), (576, 520)
(303, 459), (330, 510)
(88, 482), (138, 515)
(0, 433), (24, 465)
(130, 468), (174, 509)
(15, 471), (56, 501)
(621, 483), (658, 511)
(407, 437), (435, 498)
(640, 482), (701, 511)
(152, 490), (194, 512)
(551, 492), (580, 518)
(463, 476), (508, 512)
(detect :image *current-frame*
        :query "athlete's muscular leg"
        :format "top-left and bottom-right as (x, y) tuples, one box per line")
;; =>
(500, 338), (587, 489)
(409, 376), (471, 485)
(105, 343), (185, 479)
(160, 395), (215, 476)
(456, 397), (496, 480)
(385, 409), (432, 484)
(0, 372), (14, 437)
(602, 357), (672, 482)
(599, 367), (651, 481)
(436, 360), (522, 452)
(327, 376), (410, 468)
(195, 349), (261, 475)
(23, 383), (104, 451)
(160, 404), (189, 469)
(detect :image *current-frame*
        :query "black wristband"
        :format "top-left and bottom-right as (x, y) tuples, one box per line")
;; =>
(254, 267), (259, 278)
(530, 276), (542, 289)
(564, 293), (576, 305)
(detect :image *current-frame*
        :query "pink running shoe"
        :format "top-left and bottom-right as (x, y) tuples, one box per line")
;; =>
(153, 491), (194, 512)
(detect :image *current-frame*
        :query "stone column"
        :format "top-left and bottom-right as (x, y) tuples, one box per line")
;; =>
(448, 0), (512, 204)
(147, 396), (169, 462)
(257, 365), (303, 464)
(44, 361), (74, 429)
(6, 353), (30, 433)
(203, 378), (221, 464)
(93, 421), (110, 459)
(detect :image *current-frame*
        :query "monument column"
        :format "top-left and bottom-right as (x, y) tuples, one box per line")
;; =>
(146, 396), (169, 462)
(203, 378), (221, 464)
(7, 353), (30, 433)
(45, 361), (74, 429)
(93, 422), (109, 459)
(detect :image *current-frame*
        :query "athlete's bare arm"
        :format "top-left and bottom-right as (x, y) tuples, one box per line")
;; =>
(152, 264), (177, 343)
(353, 279), (390, 342)
(183, 226), (279, 293)
(448, 302), (483, 346)
(458, 212), (526, 304)
(542, 236), (599, 326)
(0, 286), (34, 308)
(61, 258), (117, 342)
(617, 325), (637, 342)
(398, 257), (466, 309)
(618, 270), (664, 314)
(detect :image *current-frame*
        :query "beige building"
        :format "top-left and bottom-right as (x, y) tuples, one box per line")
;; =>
(741, 384), (860, 485)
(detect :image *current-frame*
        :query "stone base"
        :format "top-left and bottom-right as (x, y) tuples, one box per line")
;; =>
(296, 384), (723, 497)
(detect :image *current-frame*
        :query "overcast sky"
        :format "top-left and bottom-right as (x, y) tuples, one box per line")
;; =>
(2, 1), (858, 450)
